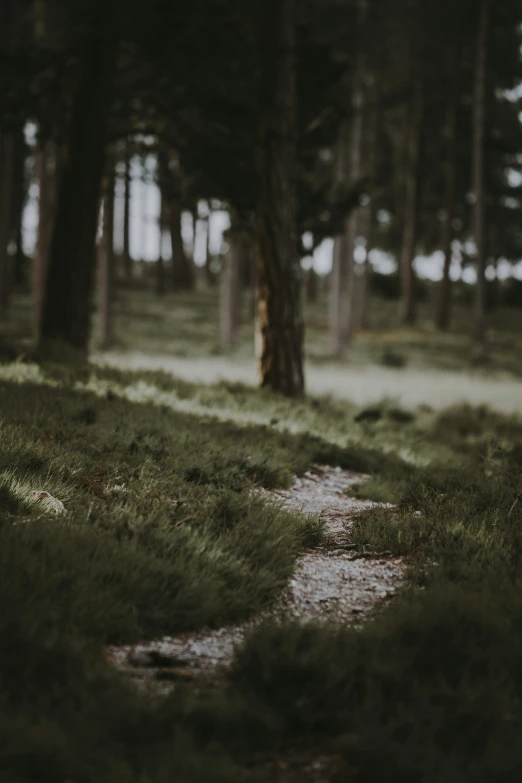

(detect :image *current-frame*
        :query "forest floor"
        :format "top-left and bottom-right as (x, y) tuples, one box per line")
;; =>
(1, 287), (522, 781)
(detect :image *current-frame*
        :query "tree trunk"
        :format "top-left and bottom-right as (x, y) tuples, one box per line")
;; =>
(220, 226), (242, 348)
(256, 0), (304, 396)
(436, 43), (460, 332)
(9, 130), (27, 288)
(329, 0), (366, 356)
(122, 137), (132, 278)
(330, 214), (354, 357)
(158, 146), (194, 292)
(306, 267), (318, 303)
(97, 162), (115, 348)
(400, 76), (423, 326)
(156, 176), (166, 295)
(33, 142), (59, 334)
(204, 203), (215, 285)
(473, 0), (489, 353)
(39, 32), (115, 354)
(353, 77), (380, 332)
(0, 131), (16, 316)
(169, 196), (193, 290)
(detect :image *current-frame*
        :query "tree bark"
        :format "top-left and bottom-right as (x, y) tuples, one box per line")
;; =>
(399, 76), (423, 326)
(473, 0), (489, 352)
(156, 175), (166, 295)
(97, 161), (115, 348)
(436, 74), (459, 331)
(330, 210), (354, 357)
(122, 137), (132, 278)
(435, 35), (461, 332)
(255, 0), (304, 396)
(204, 202), (215, 285)
(353, 78), (380, 332)
(158, 147), (194, 291)
(0, 131), (16, 316)
(169, 195), (193, 290)
(306, 267), (318, 303)
(39, 32), (115, 354)
(9, 130), (26, 289)
(329, 0), (366, 356)
(220, 226), (242, 348)
(33, 141), (59, 334)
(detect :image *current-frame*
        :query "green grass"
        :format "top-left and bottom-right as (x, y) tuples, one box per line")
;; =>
(205, 402), (522, 781)
(4, 280), (522, 378)
(1, 286), (522, 781)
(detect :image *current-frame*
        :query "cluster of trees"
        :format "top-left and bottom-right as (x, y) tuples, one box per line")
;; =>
(0, 0), (521, 395)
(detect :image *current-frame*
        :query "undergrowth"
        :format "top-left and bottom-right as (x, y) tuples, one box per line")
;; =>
(2, 358), (522, 781)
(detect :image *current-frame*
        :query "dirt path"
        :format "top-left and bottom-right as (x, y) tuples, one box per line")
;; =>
(108, 467), (404, 688)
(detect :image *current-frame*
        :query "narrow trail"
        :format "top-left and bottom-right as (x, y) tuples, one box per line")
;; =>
(108, 467), (404, 688)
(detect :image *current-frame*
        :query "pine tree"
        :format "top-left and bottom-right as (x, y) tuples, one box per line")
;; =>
(256, 0), (304, 395)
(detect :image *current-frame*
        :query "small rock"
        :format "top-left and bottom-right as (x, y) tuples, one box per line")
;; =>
(27, 490), (66, 515)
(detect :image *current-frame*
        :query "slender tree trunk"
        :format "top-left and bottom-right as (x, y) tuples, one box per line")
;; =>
(436, 41), (460, 332)
(155, 177), (166, 295)
(330, 0), (366, 356)
(240, 232), (255, 288)
(9, 130), (26, 288)
(158, 146), (194, 292)
(33, 142), (59, 334)
(473, 0), (489, 352)
(354, 78), (380, 331)
(220, 226), (242, 347)
(256, 0), (304, 396)
(306, 267), (318, 303)
(122, 137), (132, 278)
(97, 161), (115, 348)
(400, 76), (423, 325)
(0, 131), (16, 316)
(39, 32), (115, 354)
(204, 202), (215, 285)
(330, 109), (363, 355)
(330, 215), (354, 357)
(169, 196), (193, 290)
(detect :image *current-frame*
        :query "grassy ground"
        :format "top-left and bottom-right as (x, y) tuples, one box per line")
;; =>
(4, 279), (522, 376)
(1, 285), (522, 781)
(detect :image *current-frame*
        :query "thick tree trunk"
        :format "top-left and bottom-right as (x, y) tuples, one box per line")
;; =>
(39, 33), (115, 354)
(220, 226), (242, 348)
(436, 79), (459, 331)
(0, 131), (16, 316)
(256, 0), (304, 396)
(33, 142), (59, 334)
(97, 162), (115, 348)
(122, 138), (132, 278)
(400, 77), (423, 326)
(473, 0), (489, 353)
